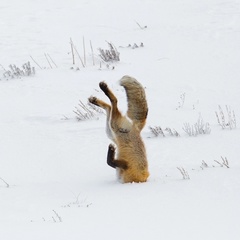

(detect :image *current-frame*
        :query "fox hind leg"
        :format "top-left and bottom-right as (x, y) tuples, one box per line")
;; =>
(99, 82), (118, 104)
(88, 96), (111, 121)
(99, 82), (128, 133)
(88, 96), (111, 112)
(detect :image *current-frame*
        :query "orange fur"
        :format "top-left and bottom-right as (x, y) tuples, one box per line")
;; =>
(89, 75), (149, 183)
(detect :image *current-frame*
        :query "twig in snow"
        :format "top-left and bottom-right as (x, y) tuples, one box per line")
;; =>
(73, 45), (85, 68)
(90, 40), (95, 66)
(52, 210), (62, 222)
(2, 62), (35, 79)
(70, 38), (85, 68)
(74, 100), (104, 121)
(176, 93), (186, 110)
(83, 36), (86, 66)
(214, 156), (229, 168)
(135, 21), (147, 30)
(0, 64), (7, 71)
(70, 38), (75, 65)
(98, 42), (120, 62)
(47, 53), (57, 68)
(221, 156), (229, 168)
(182, 116), (211, 136)
(30, 55), (42, 69)
(165, 127), (180, 137)
(149, 126), (165, 137)
(0, 177), (10, 188)
(201, 160), (209, 168)
(177, 167), (190, 180)
(215, 105), (236, 130)
(44, 53), (52, 69)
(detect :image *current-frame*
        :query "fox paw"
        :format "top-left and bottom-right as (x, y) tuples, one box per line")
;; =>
(108, 144), (116, 153)
(99, 81), (109, 93)
(88, 96), (98, 106)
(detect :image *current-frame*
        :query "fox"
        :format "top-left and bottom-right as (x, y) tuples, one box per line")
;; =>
(88, 75), (149, 183)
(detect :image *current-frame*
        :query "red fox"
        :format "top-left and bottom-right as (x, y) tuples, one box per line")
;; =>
(88, 75), (149, 183)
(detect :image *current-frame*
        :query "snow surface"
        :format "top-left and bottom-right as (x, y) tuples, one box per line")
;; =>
(0, 0), (240, 239)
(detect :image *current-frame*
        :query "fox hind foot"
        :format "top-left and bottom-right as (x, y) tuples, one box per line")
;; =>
(99, 81), (109, 94)
(88, 96), (99, 106)
(99, 81), (118, 105)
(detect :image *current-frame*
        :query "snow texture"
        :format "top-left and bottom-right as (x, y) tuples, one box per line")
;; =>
(0, 0), (240, 239)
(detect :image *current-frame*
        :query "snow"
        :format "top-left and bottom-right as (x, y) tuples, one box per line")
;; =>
(0, 0), (240, 239)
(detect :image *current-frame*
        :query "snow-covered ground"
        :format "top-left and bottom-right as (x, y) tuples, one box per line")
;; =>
(0, 0), (240, 239)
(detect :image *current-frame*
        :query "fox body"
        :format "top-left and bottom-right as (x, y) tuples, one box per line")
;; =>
(89, 75), (149, 183)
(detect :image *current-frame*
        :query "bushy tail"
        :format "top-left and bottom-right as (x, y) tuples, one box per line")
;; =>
(120, 75), (148, 131)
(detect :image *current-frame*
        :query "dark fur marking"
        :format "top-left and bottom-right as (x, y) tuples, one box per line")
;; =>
(99, 82), (109, 94)
(107, 144), (128, 170)
(119, 128), (130, 133)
